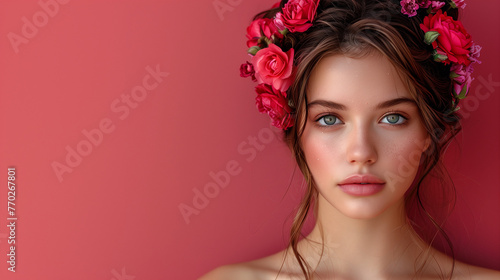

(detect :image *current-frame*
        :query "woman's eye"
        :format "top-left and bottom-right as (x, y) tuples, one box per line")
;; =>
(381, 114), (406, 125)
(318, 115), (341, 126)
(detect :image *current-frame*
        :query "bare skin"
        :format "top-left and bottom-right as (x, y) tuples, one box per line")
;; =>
(200, 243), (500, 279)
(199, 53), (500, 280)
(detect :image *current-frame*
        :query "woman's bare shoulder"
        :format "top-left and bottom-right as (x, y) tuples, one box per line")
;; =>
(454, 260), (500, 279)
(198, 264), (257, 280)
(464, 264), (500, 279)
(198, 250), (289, 280)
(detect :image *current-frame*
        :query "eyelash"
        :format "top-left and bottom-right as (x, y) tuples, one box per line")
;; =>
(314, 113), (343, 127)
(314, 111), (409, 127)
(380, 111), (408, 126)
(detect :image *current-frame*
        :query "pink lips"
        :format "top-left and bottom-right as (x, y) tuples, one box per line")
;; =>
(338, 174), (385, 196)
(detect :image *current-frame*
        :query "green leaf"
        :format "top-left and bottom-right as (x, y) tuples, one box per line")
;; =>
(433, 50), (448, 62)
(458, 84), (468, 99)
(450, 72), (460, 79)
(449, 100), (460, 112)
(424, 31), (440, 45)
(247, 46), (261, 56)
(449, 0), (458, 9)
(262, 36), (273, 47)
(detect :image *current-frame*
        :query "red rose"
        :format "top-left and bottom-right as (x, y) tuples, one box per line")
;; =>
(251, 43), (295, 92)
(420, 10), (472, 65)
(240, 62), (257, 81)
(255, 84), (294, 129)
(274, 0), (319, 33)
(246, 18), (283, 48)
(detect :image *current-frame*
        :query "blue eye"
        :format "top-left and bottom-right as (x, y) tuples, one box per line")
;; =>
(381, 114), (406, 125)
(318, 115), (341, 126)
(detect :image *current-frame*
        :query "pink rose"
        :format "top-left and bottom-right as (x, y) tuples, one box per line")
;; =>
(240, 62), (257, 81)
(420, 10), (472, 65)
(452, 0), (466, 9)
(450, 63), (473, 98)
(274, 0), (319, 32)
(246, 18), (283, 48)
(251, 43), (295, 92)
(255, 84), (294, 129)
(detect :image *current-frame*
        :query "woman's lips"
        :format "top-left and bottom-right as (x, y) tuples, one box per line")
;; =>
(338, 174), (385, 196)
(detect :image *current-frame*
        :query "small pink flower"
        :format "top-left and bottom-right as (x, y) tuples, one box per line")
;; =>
(255, 84), (294, 129)
(452, 0), (466, 9)
(246, 18), (283, 48)
(252, 43), (295, 92)
(400, 0), (419, 17)
(430, 1), (445, 13)
(274, 0), (319, 32)
(416, 0), (431, 8)
(240, 62), (257, 81)
(469, 43), (482, 64)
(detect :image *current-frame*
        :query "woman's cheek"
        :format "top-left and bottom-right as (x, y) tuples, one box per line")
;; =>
(302, 130), (341, 183)
(382, 134), (426, 186)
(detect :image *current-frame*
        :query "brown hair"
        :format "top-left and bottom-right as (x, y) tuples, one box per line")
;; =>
(254, 0), (462, 278)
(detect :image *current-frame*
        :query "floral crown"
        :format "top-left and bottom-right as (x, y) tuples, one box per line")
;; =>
(240, 0), (481, 130)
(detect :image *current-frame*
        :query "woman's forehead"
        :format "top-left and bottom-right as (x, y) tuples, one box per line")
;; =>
(306, 53), (412, 106)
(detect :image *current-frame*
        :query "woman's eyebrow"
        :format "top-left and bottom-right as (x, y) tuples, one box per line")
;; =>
(376, 97), (416, 109)
(307, 100), (347, 110)
(308, 97), (416, 110)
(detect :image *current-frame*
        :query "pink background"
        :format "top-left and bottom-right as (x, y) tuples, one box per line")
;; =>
(0, 0), (498, 279)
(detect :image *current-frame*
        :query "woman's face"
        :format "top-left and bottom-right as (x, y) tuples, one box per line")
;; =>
(301, 52), (430, 220)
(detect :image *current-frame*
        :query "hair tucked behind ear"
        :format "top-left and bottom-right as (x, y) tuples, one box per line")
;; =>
(252, 0), (463, 279)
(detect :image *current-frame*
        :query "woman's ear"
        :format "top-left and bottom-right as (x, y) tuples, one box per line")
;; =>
(423, 135), (431, 152)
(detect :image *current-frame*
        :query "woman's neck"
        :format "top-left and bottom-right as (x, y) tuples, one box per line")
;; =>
(296, 195), (435, 279)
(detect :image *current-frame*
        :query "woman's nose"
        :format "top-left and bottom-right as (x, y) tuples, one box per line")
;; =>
(345, 124), (378, 165)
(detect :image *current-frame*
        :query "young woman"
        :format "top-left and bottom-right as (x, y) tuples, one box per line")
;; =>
(201, 0), (500, 279)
